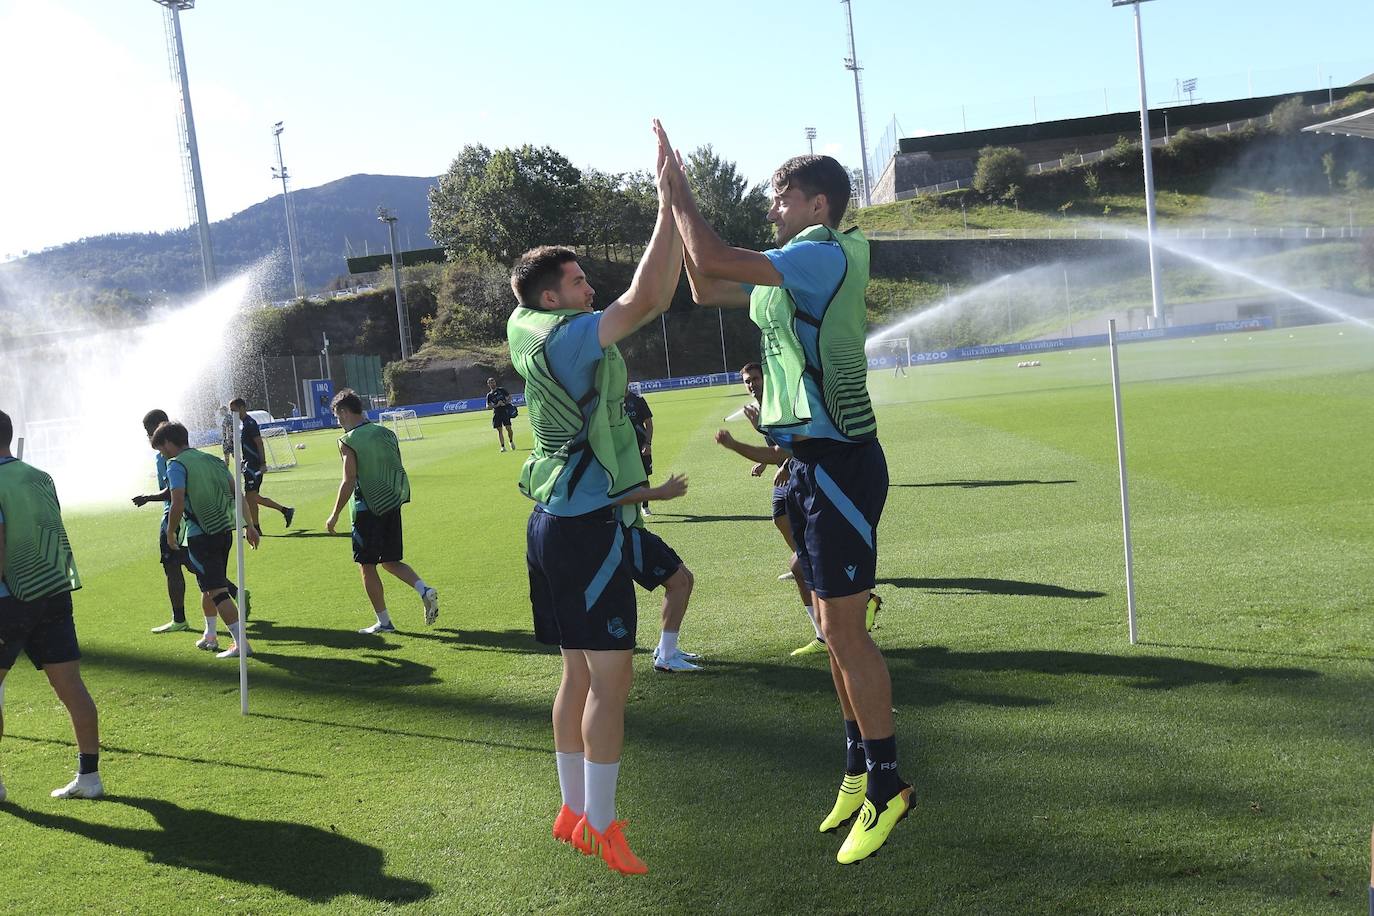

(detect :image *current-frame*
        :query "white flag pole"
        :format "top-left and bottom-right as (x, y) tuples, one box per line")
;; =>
(231, 413), (249, 713)
(1107, 319), (1139, 644)
(14, 437), (23, 461)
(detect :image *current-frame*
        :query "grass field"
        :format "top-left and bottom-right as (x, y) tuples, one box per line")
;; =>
(2, 323), (1371, 914)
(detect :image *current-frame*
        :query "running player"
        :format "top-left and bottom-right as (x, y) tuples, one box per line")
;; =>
(228, 398), (295, 534)
(152, 421), (257, 658)
(486, 377), (518, 452)
(324, 389), (439, 634)
(662, 124), (909, 863)
(0, 409), (104, 801)
(507, 123), (682, 876)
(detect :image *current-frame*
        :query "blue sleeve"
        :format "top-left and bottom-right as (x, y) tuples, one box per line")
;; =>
(166, 461), (187, 490)
(762, 241), (847, 320)
(156, 453), (170, 489)
(545, 312), (605, 383)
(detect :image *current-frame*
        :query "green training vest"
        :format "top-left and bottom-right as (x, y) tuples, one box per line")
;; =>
(0, 459), (81, 601)
(749, 224), (877, 441)
(339, 421), (411, 515)
(169, 447), (236, 536)
(507, 305), (646, 521)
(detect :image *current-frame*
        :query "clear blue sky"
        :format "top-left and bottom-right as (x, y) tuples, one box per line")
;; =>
(1, 0), (1368, 258)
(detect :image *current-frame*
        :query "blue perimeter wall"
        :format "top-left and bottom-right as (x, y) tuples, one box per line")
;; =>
(254, 317), (1272, 435)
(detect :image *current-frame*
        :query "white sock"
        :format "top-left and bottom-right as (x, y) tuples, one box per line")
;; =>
(412, 579), (429, 596)
(227, 620), (245, 644)
(555, 751), (585, 813)
(375, 608), (393, 627)
(203, 615), (217, 639)
(657, 629), (679, 659)
(803, 605), (823, 640)
(584, 759), (620, 833)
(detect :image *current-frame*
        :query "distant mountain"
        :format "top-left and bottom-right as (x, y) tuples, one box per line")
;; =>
(0, 174), (440, 308)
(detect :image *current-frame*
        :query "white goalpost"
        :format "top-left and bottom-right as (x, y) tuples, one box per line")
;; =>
(380, 408), (424, 441)
(867, 336), (912, 375)
(260, 426), (298, 470)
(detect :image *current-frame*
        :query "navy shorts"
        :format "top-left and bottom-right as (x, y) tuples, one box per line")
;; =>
(491, 409), (514, 429)
(0, 591), (81, 671)
(785, 439), (888, 599)
(527, 506), (636, 651)
(158, 518), (193, 571)
(771, 486), (789, 519)
(621, 524), (682, 591)
(352, 508), (403, 565)
(186, 531), (234, 593)
(242, 465), (264, 493)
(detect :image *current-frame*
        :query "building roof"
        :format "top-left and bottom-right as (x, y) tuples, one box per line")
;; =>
(1303, 106), (1374, 140)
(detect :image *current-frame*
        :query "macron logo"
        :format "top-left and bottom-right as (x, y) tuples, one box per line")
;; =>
(845, 564), (858, 581)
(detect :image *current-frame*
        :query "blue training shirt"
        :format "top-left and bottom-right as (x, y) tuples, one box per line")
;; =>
(539, 311), (617, 517)
(755, 238), (852, 444)
(164, 459), (205, 537)
(155, 451), (173, 520)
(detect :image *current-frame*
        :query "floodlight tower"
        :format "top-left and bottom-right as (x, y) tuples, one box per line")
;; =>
(377, 208), (412, 360)
(1113, 0), (1164, 328)
(271, 122), (304, 299)
(805, 127), (818, 155)
(840, 0), (872, 207)
(154, 0), (216, 291)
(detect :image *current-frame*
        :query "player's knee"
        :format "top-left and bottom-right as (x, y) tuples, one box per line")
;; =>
(667, 564), (694, 595)
(210, 590), (231, 607)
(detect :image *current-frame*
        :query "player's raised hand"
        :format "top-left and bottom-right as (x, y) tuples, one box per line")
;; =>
(131, 494), (148, 507)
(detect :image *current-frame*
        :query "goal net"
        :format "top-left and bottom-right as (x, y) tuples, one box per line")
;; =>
(380, 409), (424, 442)
(866, 336), (912, 374)
(261, 425), (298, 471)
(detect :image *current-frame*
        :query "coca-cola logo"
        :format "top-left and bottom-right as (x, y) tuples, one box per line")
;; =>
(442, 401), (465, 412)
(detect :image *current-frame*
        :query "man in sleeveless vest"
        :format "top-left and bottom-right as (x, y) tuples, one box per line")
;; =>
(325, 389), (439, 634)
(0, 408), (104, 801)
(660, 122), (911, 864)
(506, 122), (688, 876)
(153, 421), (258, 659)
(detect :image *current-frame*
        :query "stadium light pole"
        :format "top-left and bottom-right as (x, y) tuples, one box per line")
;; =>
(841, 0), (872, 207)
(377, 208), (412, 360)
(805, 126), (818, 155)
(271, 122), (304, 299)
(1114, 0), (1165, 329)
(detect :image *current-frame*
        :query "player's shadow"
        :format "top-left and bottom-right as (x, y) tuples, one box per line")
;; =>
(876, 577), (1106, 599)
(246, 619), (404, 652)
(892, 479), (1077, 489)
(5, 734), (324, 779)
(1141, 640), (1374, 664)
(254, 712), (549, 755)
(651, 512), (772, 523)
(250, 651), (441, 688)
(274, 530), (339, 538)
(4, 796), (430, 904)
(400, 627), (559, 655)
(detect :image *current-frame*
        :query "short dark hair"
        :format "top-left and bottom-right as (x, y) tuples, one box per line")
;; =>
(150, 421), (189, 449)
(771, 155), (851, 226)
(228, 397), (247, 411)
(142, 408), (169, 436)
(511, 246), (579, 308)
(0, 409), (11, 450)
(331, 388), (364, 415)
(740, 362), (762, 375)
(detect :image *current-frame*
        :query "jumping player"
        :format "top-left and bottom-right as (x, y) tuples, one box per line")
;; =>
(325, 389), (439, 634)
(0, 408), (104, 801)
(506, 122), (683, 876)
(662, 123), (909, 863)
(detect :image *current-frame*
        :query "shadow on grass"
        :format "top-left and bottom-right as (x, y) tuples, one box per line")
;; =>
(275, 530), (342, 539)
(246, 619), (403, 652)
(1141, 640), (1374, 664)
(4, 796), (430, 904)
(399, 627), (559, 655)
(892, 479), (1077, 489)
(253, 712), (547, 755)
(649, 513), (772, 523)
(6, 735), (324, 779)
(250, 652), (441, 688)
(877, 577), (1105, 599)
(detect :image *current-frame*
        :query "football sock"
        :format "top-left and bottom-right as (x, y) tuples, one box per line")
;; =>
(412, 579), (429, 596)
(555, 751), (585, 813)
(844, 720), (866, 776)
(202, 615), (217, 639)
(171, 605), (186, 624)
(584, 760), (620, 834)
(804, 605), (823, 640)
(375, 608), (393, 627)
(863, 735), (903, 805)
(657, 630), (679, 660)
(77, 752), (99, 775)
(227, 620), (245, 645)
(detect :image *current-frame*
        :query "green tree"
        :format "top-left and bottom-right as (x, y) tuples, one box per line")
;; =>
(683, 145), (772, 248)
(429, 144), (583, 263)
(1322, 152), (1337, 192)
(972, 146), (1026, 199)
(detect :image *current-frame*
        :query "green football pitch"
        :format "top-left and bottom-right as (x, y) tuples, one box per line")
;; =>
(2, 324), (1371, 914)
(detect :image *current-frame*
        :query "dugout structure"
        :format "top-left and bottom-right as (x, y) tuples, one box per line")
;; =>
(380, 409), (424, 442)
